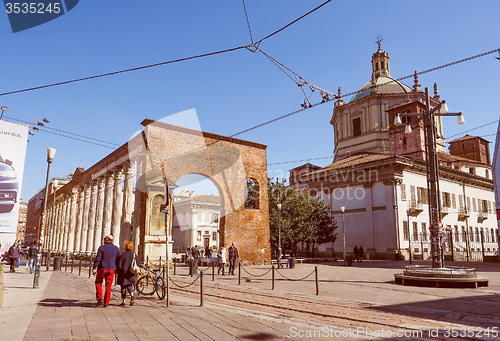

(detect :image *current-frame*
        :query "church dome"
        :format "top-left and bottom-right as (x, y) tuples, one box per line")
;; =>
(350, 76), (412, 102)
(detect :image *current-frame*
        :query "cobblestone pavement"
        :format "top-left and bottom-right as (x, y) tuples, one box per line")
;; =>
(1, 260), (499, 340)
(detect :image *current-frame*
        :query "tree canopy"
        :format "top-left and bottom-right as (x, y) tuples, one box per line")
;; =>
(268, 179), (337, 256)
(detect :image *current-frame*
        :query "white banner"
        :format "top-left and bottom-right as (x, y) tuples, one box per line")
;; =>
(0, 120), (29, 234)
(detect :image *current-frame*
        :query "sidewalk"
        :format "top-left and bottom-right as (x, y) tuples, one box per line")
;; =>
(1, 266), (328, 341)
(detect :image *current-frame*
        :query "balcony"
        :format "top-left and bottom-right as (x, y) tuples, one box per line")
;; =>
(458, 208), (469, 221)
(478, 210), (488, 222)
(441, 206), (449, 217)
(408, 200), (424, 214)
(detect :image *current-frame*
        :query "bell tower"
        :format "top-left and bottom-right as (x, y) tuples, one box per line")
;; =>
(371, 36), (391, 80)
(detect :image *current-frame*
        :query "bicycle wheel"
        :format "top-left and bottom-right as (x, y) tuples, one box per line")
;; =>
(155, 276), (166, 300)
(136, 275), (155, 295)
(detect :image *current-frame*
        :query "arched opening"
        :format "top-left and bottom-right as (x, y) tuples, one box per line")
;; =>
(171, 174), (222, 258)
(244, 178), (260, 210)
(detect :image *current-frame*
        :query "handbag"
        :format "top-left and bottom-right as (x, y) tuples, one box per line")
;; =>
(130, 254), (140, 274)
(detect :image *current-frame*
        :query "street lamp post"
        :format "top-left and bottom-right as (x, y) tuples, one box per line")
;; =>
(395, 87), (464, 268)
(33, 148), (56, 288)
(46, 179), (58, 271)
(277, 203), (282, 252)
(341, 206), (345, 264)
(407, 209), (412, 265)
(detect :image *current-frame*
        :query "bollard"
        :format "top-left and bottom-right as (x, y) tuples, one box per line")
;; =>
(71, 254), (74, 273)
(65, 253), (68, 272)
(174, 259), (177, 275)
(89, 255), (93, 278)
(212, 261), (215, 281)
(315, 266), (319, 295)
(238, 262), (241, 285)
(200, 270), (204, 307)
(78, 255), (82, 276)
(272, 265), (275, 290)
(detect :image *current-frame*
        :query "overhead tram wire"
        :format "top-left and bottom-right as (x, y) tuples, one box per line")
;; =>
(0, 1), (334, 98)
(444, 119), (499, 140)
(241, 0), (254, 45)
(2, 115), (118, 149)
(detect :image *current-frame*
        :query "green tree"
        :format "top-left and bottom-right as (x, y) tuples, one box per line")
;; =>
(268, 179), (337, 257)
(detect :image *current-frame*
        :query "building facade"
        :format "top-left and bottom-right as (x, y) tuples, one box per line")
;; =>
(171, 191), (221, 253)
(16, 202), (27, 245)
(292, 44), (499, 260)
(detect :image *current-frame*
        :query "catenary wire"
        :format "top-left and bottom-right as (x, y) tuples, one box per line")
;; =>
(444, 120), (499, 140)
(241, 0), (254, 44)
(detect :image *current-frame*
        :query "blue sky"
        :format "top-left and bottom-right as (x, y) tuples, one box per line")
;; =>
(1, 1), (499, 200)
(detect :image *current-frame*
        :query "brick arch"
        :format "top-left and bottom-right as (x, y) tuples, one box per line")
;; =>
(133, 119), (270, 264)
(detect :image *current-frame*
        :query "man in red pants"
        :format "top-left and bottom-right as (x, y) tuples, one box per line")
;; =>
(93, 235), (120, 307)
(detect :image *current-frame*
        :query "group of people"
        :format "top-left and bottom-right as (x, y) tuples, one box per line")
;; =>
(3, 241), (39, 273)
(185, 243), (239, 276)
(92, 235), (141, 308)
(353, 245), (364, 262)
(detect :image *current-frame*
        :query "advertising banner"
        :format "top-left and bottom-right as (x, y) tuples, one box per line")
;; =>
(0, 120), (29, 235)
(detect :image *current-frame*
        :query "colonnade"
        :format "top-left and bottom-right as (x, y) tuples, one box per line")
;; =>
(42, 162), (137, 255)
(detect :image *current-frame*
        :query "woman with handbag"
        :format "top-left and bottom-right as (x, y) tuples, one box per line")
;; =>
(117, 241), (141, 306)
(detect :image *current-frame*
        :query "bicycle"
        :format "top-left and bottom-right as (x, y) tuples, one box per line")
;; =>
(136, 264), (166, 300)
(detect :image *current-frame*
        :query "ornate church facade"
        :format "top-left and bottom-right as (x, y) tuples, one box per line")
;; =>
(291, 43), (499, 260)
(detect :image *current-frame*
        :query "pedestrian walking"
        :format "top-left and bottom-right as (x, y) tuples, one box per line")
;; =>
(277, 246), (284, 269)
(191, 245), (200, 276)
(353, 245), (359, 262)
(359, 245), (364, 263)
(28, 242), (38, 274)
(228, 243), (239, 275)
(116, 241), (141, 306)
(92, 235), (120, 308)
(217, 243), (227, 275)
(7, 242), (21, 273)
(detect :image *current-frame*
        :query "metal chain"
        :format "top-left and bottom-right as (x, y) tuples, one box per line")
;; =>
(275, 268), (315, 281)
(168, 274), (200, 289)
(241, 264), (273, 277)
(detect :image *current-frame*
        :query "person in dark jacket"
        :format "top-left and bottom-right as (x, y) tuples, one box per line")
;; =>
(92, 235), (120, 307)
(28, 242), (38, 274)
(116, 240), (141, 306)
(8, 242), (21, 273)
(228, 243), (239, 275)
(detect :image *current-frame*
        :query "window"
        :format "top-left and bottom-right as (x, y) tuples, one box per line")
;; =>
(458, 195), (464, 210)
(352, 117), (361, 137)
(403, 221), (409, 241)
(442, 192), (451, 207)
(244, 178), (260, 210)
(421, 222), (427, 241)
(412, 222), (419, 241)
(472, 198), (477, 212)
(454, 226), (459, 242)
(486, 169), (489, 179)
(212, 231), (217, 241)
(461, 226), (466, 242)
(402, 137), (407, 147)
(451, 194), (456, 209)
(410, 185), (416, 203)
(469, 167), (476, 175)
(466, 197), (471, 211)
(469, 227), (474, 242)
(417, 187), (428, 204)
(400, 184), (407, 201)
(475, 227), (480, 242)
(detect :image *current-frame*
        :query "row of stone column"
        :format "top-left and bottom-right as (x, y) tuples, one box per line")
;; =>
(43, 162), (136, 254)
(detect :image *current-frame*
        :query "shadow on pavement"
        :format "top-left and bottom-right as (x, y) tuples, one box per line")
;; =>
(240, 332), (280, 340)
(37, 298), (95, 308)
(369, 293), (500, 328)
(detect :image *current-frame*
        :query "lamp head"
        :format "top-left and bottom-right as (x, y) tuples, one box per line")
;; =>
(457, 113), (465, 125)
(52, 179), (59, 189)
(47, 148), (56, 162)
(42, 118), (49, 123)
(340, 206), (345, 213)
(277, 203), (282, 210)
(404, 124), (412, 134)
(439, 100), (449, 114)
(394, 114), (402, 126)
(1, 106), (8, 111)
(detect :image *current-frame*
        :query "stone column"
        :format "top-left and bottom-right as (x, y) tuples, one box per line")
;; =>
(80, 184), (91, 254)
(62, 195), (71, 252)
(74, 188), (85, 253)
(57, 199), (67, 252)
(43, 205), (52, 250)
(93, 177), (106, 251)
(66, 190), (78, 253)
(121, 162), (135, 250)
(51, 200), (60, 250)
(86, 181), (98, 253)
(111, 167), (124, 249)
(132, 181), (143, 255)
(102, 172), (115, 238)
